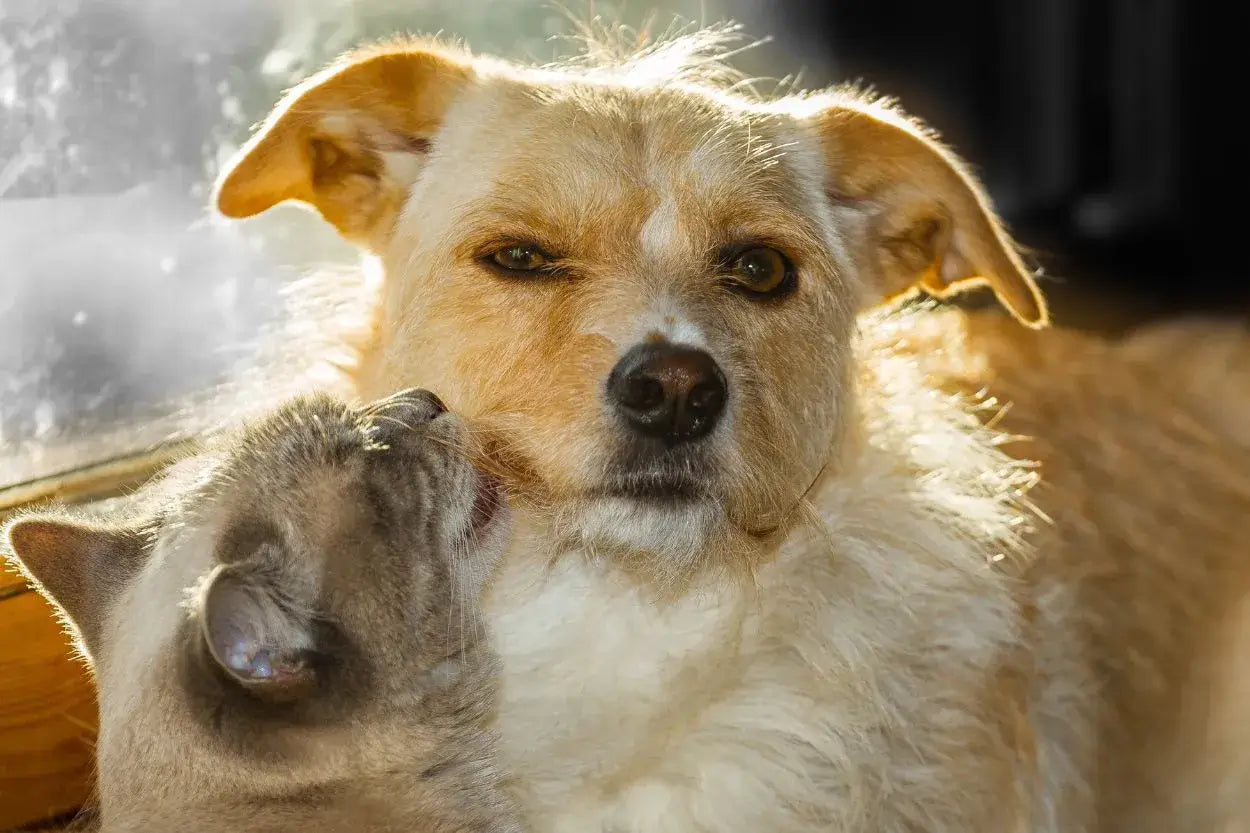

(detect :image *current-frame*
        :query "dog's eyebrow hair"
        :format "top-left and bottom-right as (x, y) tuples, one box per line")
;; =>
(453, 226), (570, 264)
(449, 200), (579, 256)
(450, 197), (826, 262)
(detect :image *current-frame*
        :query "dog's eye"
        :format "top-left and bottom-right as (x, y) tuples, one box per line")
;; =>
(488, 243), (551, 273)
(721, 246), (796, 299)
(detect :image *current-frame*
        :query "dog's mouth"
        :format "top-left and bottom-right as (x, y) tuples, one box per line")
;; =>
(593, 472), (706, 502)
(592, 447), (720, 504)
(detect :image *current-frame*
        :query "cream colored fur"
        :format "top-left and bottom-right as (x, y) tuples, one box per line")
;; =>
(207, 25), (1250, 833)
(482, 310), (1039, 832)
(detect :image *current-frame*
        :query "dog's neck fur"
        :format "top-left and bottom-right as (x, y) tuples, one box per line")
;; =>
(475, 308), (1039, 830)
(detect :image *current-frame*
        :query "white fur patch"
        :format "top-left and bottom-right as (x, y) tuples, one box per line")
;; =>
(575, 495), (722, 566)
(639, 194), (680, 258)
(379, 149), (424, 189)
(629, 295), (708, 351)
(317, 112), (354, 137)
(487, 544), (753, 823)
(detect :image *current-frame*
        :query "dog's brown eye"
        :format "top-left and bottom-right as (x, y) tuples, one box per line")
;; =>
(722, 246), (796, 298)
(489, 244), (550, 273)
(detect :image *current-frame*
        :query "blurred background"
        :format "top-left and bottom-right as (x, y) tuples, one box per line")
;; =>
(0, 0), (1240, 488)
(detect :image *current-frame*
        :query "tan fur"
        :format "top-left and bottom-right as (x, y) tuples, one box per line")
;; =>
(212, 29), (1250, 832)
(1122, 318), (1250, 445)
(903, 311), (1250, 831)
(216, 41), (473, 249)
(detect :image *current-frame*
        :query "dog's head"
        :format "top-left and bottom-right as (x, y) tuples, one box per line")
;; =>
(215, 31), (1045, 578)
(4, 391), (511, 828)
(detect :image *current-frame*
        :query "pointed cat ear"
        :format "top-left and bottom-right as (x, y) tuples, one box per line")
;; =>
(200, 563), (317, 702)
(4, 515), (146, 657)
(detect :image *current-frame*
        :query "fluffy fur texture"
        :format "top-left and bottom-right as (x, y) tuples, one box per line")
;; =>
(5, 392), (519, 833)
(202, 24), (1250, 832)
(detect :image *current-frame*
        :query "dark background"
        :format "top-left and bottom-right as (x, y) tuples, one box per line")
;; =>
(761, 0), (1243, 329)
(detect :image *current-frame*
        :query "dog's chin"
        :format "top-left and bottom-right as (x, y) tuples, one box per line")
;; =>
(559, 491), (726, 576)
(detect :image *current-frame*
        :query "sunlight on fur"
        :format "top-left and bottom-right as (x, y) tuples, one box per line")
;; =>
(14, 18), (1237, 833)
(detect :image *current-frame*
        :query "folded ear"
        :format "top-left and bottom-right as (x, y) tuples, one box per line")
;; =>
(214, 41), (474, 249)
(200, 563), (317, 702)
(4, 516), (147, 657)
(811, 93), (1048, 328)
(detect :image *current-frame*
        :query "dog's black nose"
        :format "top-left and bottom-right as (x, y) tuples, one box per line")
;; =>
(608, 343), (727, 444)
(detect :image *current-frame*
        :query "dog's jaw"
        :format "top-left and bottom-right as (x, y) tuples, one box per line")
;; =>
(556, 493), (727, 576)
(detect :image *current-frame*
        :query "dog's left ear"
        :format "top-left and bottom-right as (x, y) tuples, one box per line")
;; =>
(4, 516), (147, 659)
(214, 41), (474, 250)
(812, 96), (1048, 328)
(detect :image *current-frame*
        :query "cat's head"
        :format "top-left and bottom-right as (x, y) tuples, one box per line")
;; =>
(5, 390), (510, 829)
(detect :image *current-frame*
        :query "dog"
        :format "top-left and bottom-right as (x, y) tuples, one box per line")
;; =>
(5, 391), (519, 833)
(212, 27), (1250, 832)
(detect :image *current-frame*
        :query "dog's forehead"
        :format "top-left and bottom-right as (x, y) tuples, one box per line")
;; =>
(533, 86), (790, 182)
(421, 81), (821, 253)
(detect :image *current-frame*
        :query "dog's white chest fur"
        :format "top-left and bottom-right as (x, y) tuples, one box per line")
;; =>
(486, 552), (750, 819)
(485, 448), (1041, 833)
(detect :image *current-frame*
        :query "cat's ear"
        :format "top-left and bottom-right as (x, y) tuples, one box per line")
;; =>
(5, 515), (147, 659)
(200, 563), (317, 702)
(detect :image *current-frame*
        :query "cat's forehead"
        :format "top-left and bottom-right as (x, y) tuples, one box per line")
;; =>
(200, 398), (401, 548)
(221, 397), (373, 487)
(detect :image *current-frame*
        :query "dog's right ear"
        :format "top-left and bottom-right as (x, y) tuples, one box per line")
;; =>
(4, 516), (147, 658)
(214, 41), (474, 250)
(809, 92), (1049, 328)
